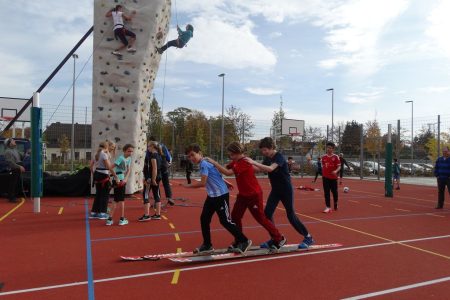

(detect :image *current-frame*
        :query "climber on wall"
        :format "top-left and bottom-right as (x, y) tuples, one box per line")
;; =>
(156, 24), (193, 54)
(106, 5), (137, 56)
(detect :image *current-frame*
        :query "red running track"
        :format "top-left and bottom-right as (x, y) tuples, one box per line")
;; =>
(0, 177), (449, 299)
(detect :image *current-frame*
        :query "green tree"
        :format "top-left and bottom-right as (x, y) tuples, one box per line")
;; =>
(341, 121), (362, 157)
(147, 95), (163, 140)
(58, 134), (70, 163)
(226, 105), (255, 144)
(364, 120), (381, 162)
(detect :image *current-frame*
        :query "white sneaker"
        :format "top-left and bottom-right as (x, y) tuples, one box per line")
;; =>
(118, 218), (129, 226)
(127, 47), (136, 52)
(112, 50), (121, 56)
(106, 219), (113, 226)
(322, 207), (331, 213)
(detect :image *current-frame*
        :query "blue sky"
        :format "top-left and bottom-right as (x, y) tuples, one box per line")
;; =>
(1, 0), (449, 133)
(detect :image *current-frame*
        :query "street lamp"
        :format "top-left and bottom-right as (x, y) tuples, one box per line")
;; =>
(218, 73), (225, 163)
(405, 100), (414, 163)
(326, 88), (334, 142)
(71, 53), (78, 172)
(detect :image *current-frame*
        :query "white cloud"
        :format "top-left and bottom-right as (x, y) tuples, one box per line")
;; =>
(168, 17), (277, 70)
(290, 49), (303, 58)
(315, 0), (409, 76)
(269, 32), (283, 38)
(426, 0), (450, 57)
(344, 88), (385, 104)
(245, 87), (282, 96)
(419, 86), (450, 93)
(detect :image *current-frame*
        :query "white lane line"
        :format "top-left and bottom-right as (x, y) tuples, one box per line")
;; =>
(2, 234), (450, 297)
(342, 276), (450, 300)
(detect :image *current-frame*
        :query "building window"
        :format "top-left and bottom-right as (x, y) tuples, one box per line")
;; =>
(75, 152), (80, 160)
(86, 152), (91, 161)
(51, 153), (57, 162)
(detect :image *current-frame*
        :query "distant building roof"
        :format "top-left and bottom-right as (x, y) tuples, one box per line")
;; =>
(44, 122), (91, 148)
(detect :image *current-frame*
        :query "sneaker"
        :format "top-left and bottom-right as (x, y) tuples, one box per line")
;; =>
(118, 218), (129, 226)
(127, 47), (136, 52)
(156, 47), (163, 54)
(151, 214), (161, 220)
(236, 239), (252, 254)
(167, 198), (175, 206)
(112, 50), (122, 56)
(89, 212), (99, 219)
(271, 236), (287, 250)
(193, 244), (214, 254)
(298, 235), (315, 249)
(138, 215), (151, 222)
(106, 218), (113, 226)
(98, 213), (109, 220)
(322, 207), (332, 213)
(260, 239), (274, 249)
(227, 242), (238, 252)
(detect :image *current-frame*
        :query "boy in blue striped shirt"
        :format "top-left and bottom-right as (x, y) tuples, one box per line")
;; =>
(183, 144), (252, 254)
(434, 146), (450, 209)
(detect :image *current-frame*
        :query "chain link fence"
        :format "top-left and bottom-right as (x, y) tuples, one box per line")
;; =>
(5, 103), (449, 179)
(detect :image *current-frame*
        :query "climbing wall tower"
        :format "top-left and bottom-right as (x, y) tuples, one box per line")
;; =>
(93, 0), (171, 193)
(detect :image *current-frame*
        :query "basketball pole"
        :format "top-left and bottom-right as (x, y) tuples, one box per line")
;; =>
(385, 124), (393, 197)
(31, 92), (43, 213)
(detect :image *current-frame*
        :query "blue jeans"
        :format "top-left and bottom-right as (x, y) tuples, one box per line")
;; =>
(264, 186), (309, 237)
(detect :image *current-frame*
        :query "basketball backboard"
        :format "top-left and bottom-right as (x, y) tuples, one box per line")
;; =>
(281, 118), (304, 136)
(0, 97), (31, 122)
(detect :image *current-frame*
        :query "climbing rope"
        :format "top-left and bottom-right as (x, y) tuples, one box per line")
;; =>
(45, 30), (108, 127)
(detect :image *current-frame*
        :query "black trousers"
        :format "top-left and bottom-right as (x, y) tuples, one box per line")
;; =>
(159, 39), (185, 53)
(264, 187), (309, 237)
(437, 177), (450, 208)
(186, 171), (192, 184)
(200, 193), (247, 246)
(314, 170), (322, 182)
(7, 168), (22, 200)
(161, 170), (172, 199)
(92, 172), (110, 214)
(143, 178), (161, 204)
(323, 177), (338, 208)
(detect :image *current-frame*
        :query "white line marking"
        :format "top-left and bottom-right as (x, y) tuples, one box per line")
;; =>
(342, 276), (450, 300)
(1, 234), (450, 297)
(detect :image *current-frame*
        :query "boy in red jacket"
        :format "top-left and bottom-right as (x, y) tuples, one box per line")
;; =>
(207, 142), (286, 250)
(321, 142), (341, 213)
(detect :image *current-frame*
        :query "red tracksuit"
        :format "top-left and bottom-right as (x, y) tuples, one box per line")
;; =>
(228, 158), (283, 242)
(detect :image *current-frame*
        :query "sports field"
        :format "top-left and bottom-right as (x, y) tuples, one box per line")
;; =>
(1, 177), (449, 299)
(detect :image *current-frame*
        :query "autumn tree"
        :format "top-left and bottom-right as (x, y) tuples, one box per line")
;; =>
(147, 95), (163, 140)
(364, 120), (381, 162)
(341, 121), (362, 157)
(58, 134), (70, 163)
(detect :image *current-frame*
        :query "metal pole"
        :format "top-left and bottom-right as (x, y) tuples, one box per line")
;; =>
(71, 53), (78, 172)
(32, 92), (42, 213)
(326, 125), (329, 143)
(209, 119), (212, 156)
(326, 88), (334, 142)
(84, 106), (87, 162)
(360, 124), (364, 179)
(218, 73), (225, 164)
(397, 120), (400, 159)
(405, 100), (414, 164)
(338, 126), (341, 153)
(437, 115), (441, 157)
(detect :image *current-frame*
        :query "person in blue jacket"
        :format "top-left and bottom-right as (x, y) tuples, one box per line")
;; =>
(157, 24), (193, 54)
(434, 146), (450, 209)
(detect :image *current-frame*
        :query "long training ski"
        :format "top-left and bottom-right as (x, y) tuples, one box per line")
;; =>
(120, 244), (301, 261)
(169, 243), (343, 263)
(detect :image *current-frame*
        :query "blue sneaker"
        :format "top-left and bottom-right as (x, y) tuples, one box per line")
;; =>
(89, 212), (99, 219)
(98, 213), (109, 220)
(298, 235), (314, 249)
(260, 239), (274, 249)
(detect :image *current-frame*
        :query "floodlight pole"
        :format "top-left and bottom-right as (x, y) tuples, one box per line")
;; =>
(218, 73), (225, 164)
(405, 100), (413, 164)
(326, 88), (334, 142)
(71, 53), (78, 172)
